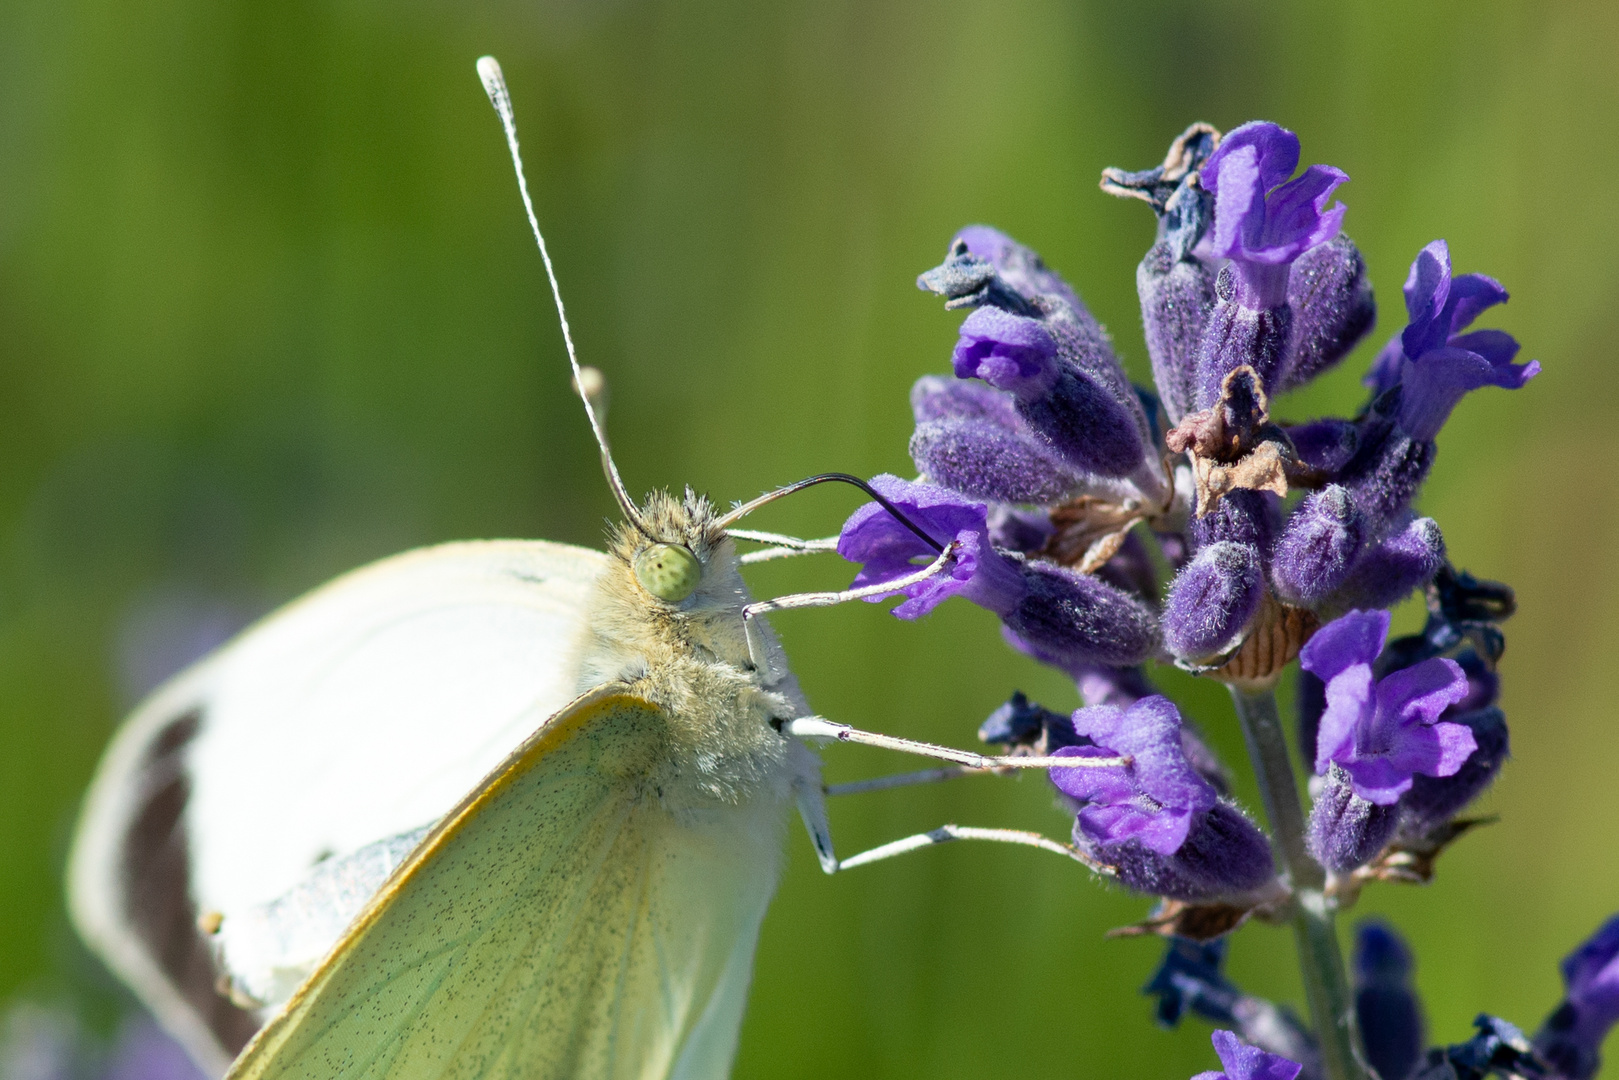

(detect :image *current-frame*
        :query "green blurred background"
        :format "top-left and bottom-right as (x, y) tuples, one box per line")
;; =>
(2, 0), (1617, 1076)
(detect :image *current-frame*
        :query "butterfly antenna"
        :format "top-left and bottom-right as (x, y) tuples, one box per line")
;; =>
(477, 56), (653, 538)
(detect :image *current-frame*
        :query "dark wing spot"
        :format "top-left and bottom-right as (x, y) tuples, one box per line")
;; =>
(120, 707), (261, 1055)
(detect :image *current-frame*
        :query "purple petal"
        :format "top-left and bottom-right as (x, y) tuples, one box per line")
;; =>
(1256, 164), (1348, 261)
(1376, 656), (1469, 728)
(1340, 755), (1421, 805)
(837, 475), (1026, 619)
(1300, 609), (1391, 683)
(1444, 272), (1509, 335)
(1315, 663), (1376, 775)
(1397, 345), (1540, 441)
(1364, 333), (1406, 395)
(952, 307), (1061, 399)
(1401, 240), (1453, 358)
(1079, 802), (1197, 855)
(1448, 328), (1520, 367)
(1203, 122), (1302, 206)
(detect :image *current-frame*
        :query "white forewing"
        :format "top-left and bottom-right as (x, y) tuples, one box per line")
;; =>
(185, 540), (608, 918)
(69, 539), (610, 1069)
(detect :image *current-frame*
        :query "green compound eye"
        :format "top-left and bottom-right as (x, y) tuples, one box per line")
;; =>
(633, 543), (701, 603)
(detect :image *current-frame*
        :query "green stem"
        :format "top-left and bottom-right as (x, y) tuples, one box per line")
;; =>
(1228, 684), (1366, 1080)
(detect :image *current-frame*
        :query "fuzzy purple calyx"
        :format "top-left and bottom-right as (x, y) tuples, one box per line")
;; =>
(1200, 121), (1348, 309)
(1299, 609), (1477, 804)
(1164, 541), (1265, 663)
(1193, 1030), (1303, 1080)
(838, 474), (1026, 619)
(1050, 696), (1219, 855)
(908, 375), (1089, 505)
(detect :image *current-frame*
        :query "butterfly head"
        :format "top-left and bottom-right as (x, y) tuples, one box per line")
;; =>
(610, 490), (735, 611)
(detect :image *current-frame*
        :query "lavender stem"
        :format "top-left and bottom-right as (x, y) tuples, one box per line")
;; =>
(1229, 684), (1366, 1080)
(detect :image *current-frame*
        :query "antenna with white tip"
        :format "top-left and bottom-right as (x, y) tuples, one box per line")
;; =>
(477, 55), (653, 538)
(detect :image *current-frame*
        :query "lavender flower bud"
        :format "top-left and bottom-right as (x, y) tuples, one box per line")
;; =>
(1165, 541), (1265, 663)
(1337, 420), (1436, 543)
(1307, 765), (1400, 872)
(948, 307), (1152, 479)
(1276, 235), (1377, 394)
(978, 690), (1089, 751)
(1331, 517), (1445, 612)
(1354, 922), (1425, 1080)
(1139, 241), (1217, 423)
(1271, 486), (1363, 606)
(1299, 610), (1476, 804)
(1194, 488), (1279, 553)
(1004, 562), (1161, 668)
(1397, 707), (1509, 837)
(1200, 122), (1348, 310)
(1535, 914), (1619, 1080)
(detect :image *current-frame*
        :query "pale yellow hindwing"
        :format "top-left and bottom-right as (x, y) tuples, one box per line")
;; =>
(227, 686), (781, 1080)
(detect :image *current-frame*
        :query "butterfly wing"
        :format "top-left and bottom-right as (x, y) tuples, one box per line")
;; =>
(68, 539), (612, 1073)
(227, 686), (785, 1080)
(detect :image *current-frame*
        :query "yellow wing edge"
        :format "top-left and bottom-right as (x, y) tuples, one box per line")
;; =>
(224, 681), (660, 1079)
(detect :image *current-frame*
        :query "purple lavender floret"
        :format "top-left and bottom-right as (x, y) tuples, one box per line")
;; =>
(837, 474), (1026, 619)
(1364, 241), (1539, 438)
(1199, 121), (1348, 310)
(1354, 922), (1426, 1080)
(1299, 609), (1476, 804)
(949, 305), (1153, 478)
(1193, 1030), (1303, 1080)
(1535, 914), (1619, 1080)
(1051, 697), (1273, 899)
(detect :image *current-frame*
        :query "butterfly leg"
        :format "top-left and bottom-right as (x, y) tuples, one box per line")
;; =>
(795, 797), (1110, 876)
(784, 716), (1127, 772)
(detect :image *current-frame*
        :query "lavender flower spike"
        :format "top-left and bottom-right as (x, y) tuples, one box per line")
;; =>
(1299, 609), (1477, 804)
(1052, 696), (1274, 900)
(1200, 121), (1348, 310)
(1535, 914), (1619, 1080)
(837, 474), (1026, 619)
(1193, 1030), (1303, 1080)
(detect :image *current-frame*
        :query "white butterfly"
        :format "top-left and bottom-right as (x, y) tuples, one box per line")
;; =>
(66, 56), (1111, 1080)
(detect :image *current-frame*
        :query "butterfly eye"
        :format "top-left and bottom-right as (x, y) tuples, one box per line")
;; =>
(633, 543), (701, 603)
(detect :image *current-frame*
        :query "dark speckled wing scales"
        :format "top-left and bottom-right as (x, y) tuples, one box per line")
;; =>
(226, 687), (780, 1080)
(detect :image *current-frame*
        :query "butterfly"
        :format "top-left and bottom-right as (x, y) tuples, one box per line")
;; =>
(66, 56), (1113, 1080)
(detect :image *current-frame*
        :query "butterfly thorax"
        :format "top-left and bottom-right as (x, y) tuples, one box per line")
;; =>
(576, 490), (816, 812)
